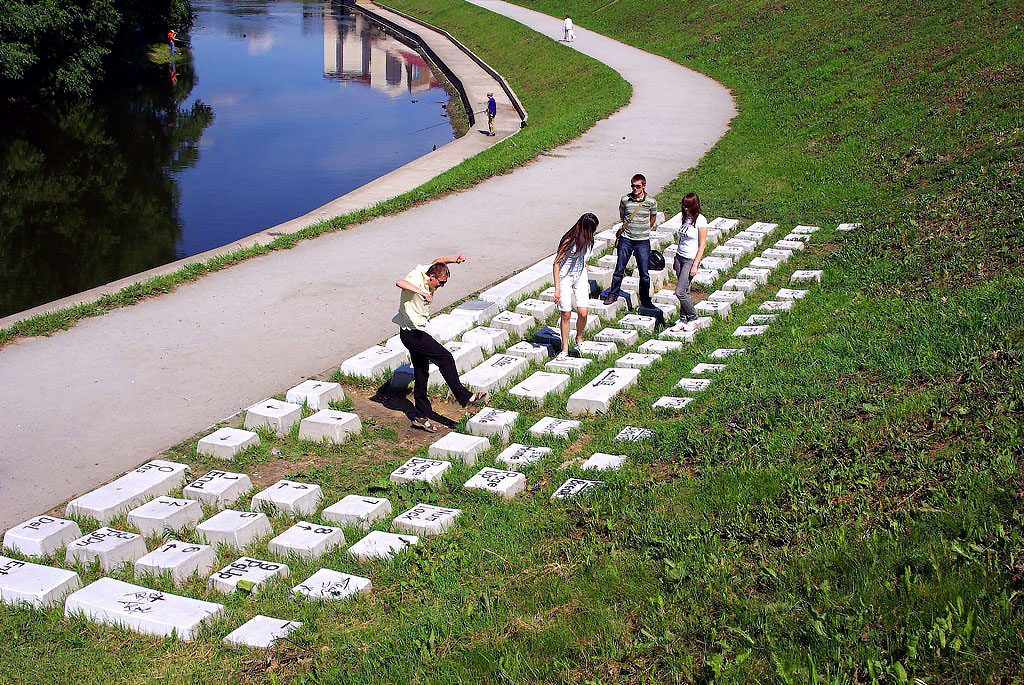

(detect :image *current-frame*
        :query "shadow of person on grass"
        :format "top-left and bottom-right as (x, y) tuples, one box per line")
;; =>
(369, 379), (457, 430)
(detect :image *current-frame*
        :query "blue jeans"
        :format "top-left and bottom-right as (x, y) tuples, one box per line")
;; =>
(608, 237), (651, 306)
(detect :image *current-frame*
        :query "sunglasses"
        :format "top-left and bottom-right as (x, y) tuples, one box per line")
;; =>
(631, 183), (644, 189)
(434, 277), (448, 287)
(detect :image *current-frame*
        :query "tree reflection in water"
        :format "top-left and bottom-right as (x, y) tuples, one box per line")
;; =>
(0, 56), (214, 318)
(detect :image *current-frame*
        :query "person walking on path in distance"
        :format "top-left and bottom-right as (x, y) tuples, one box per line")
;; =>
(604, 173), (658, 308)
(394, 255), (487, 432)
(486, 92), (497, 136)
(563, 16), (574, 42)
(674, 192), (709, 330)
(168, 29), (177, 57)
(552, 213), (599, 359)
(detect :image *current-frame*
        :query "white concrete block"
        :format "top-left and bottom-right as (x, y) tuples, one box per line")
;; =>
(461, 326), (510, 354)
(292, 569), (370, 601)
(616, 352), (661, 369)
(425, 313), (474, 342)
(695, 300), (732, 318)
(677, 378), (713, 392)
(550, 478), (602, 500)
(584, 297), (624, 320)
(183, 470), (253, 508)
(509, 371), (570, 402)
(422, 341), (485, 387)
(774, 240), (805, 251)
(710, 246), (742, 263)
(724, 238), (756, 255)
(224, 615), (302, 649)
(615, 426), (653, 442)
(649, 228), (675, 245)
(660, 212), (683, 231)
(322, 495), (392, 529)
(737, 267), (770, 285)
(0, 556), (80, 608)
(761, 248), (793, 262)
(709, 217), (741, 233)
(836, 222), (861, 232)
(595, 227), (620, 242)
(495, 443), (551, 469)
(700, 256), (734, 271)
(749, 257), (783, 269)
(506, 341), (551, 362)
(782, 233), (812, 242)
(209, 557), (289, 595)
(723, 278), (758, 293)
(595, 328), (639, 345)
(569, 311), (600, 332)
(464, 468), (527, 499)
(299, 409), (362, 444)
(691, 363), (726, 375)
(466, 407), (519, 441)
(134, 541), (215, 583)
(65, 577), (223, 640)
(592, 239), (609, 254)
(195, 509), (272, 548)
(286, 380), (344, 410)
(268, 522), (345, 560)
(790, 270), (823, 284)
(490, 311), (535, 337)
(348, 531), (418, 562)
(691, 270), (720, 288)
(450, 299), (499, 324)
(566, 367), (641, 415)
(196, 510), (271, 548)
(618, 314), (657, 333)
(515, 298), (556, 320)
(461, 354), (529, 394)
(745, 314), (778, 325)
(127, 497), (202, 535)
(545, 356), (592, 374)
(4, 516), (81, 558)
(705, 228), (722, 245)
(66, 460), (190, 523)
(197, 427), (260, 459)
(652, 396), (696, 411)
(760, 300), (795, 312)
(243, 398), (302, 436)
(734, 230), (766, 244)
(392, 504), (461, 536)
(747, 222), (779, 234)
(65, 527), (146, 571)
(597, 254), (619, 269)
(708, 289), (745, 305)
(777, 288), (809, 301)
(652, 289), (677, 305)
(576, 340), (617, 358)
(792, 225), (821, 234)
(733, 325), (770, 337)
(638, 339), (683, 354)
(340, 345), (409, 379)
(709, 348), (745, 359)
(384, 334), (404, 350)
(428, 432), (489, 466)
(251, 480), (322, 517)
(390, 457), (451, 485)
(528, 416), (582, 439)
(580, 453), (626, 471)
(588, 266), (614, 289)
(659, 322), (696, 342)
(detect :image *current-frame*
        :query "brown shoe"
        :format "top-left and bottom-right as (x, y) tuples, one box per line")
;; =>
(602, 293), (618, 306)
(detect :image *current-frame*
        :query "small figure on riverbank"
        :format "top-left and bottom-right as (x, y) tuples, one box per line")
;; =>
(604, 173), (658, 308)
(563, 16), (575, 42)
(674, 192), (709, 329)
(486, 93), (497, 136)
(168, 29), (177, 58)
(394, 255), (487, 432)
(553, 213), (599, 359)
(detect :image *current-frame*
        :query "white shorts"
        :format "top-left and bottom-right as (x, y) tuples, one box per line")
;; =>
(558, 273), (589, 312)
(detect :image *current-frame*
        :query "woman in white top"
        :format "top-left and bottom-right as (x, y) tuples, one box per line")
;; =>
(674, 192), (708, 327)
(563, 16), (574, 42)
(552, 212), (598, 359)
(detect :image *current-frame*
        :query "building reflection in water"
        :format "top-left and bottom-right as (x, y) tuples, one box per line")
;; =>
(322, 4), (439, 96)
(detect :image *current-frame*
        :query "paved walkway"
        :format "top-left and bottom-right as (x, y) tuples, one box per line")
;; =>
(0, 0), (735, 530)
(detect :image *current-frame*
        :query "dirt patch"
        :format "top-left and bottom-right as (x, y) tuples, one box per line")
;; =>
(345, 384), (477, 452)
(250, 455), (318, 490)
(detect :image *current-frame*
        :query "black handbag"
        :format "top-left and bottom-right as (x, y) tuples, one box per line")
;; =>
(649, 250), (666, 271)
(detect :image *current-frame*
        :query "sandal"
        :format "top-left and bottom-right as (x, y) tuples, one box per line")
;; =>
(468, 391), (489, 405)
(412, 418), (440, 433)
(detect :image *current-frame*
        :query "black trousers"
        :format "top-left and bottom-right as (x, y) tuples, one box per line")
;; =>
(399, 328), (473, 418)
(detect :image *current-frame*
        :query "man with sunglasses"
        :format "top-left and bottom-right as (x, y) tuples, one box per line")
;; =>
(604, 173), (658, 307)
(394, 254), (487, 432)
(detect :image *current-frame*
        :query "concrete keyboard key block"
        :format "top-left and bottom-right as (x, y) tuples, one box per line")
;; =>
(576, 340), (617, 358)
(528, 416), (582, 439)
(595, 328), (639, 345)
(584, 298), (623, 320)
(695, 300), (731, 318)
(390, 457), (451, 485)
(709, 290), (745, 305)
(425, 313), (474, 342)
(659, 322), (696, 342)
(4, 516), (81, 558)
(466, 408), (519, 441)
(243, 398), (301, 436)
(551, 478), (603, 500)
(660, 212), (684, 231)
(776, 288), (809, 301)
(639, 339), (683, 354)
(734, 325), (770, 337)
(618, 314), (657, 333)
(65, 577), (223, 640)
(710, 246), (742, 263)
(292, 569), (371, 601)
(428, 432), (489, 466)
(790, 269), (823, 283)
(580, 453), (626, 471)
(224, 615), (302, 649)
(691, 363), (726, 375)
(783, 233), (811, 243)
(66, 460), (190, 523)
(196, 510), (271, 548)
(515, 298), (557, 320)
(737, 267), (770, 285)
(0, 556), (80, 608)
(653, 396), (696, 411)
(348, 531), (418, 562)
(268, 522), (345, 560)
(496, 443), (552, 469)
(128, 497), (202, 535)
(588, 266), (614, 288)
(506, 341), (551, 362)
(299, 410), (362, 444)
(700, 256), (734, 271)
(566, 367), (641, 415)
(747, 222), (779, 234)
(569, 311), (600, 333)
(749, 256), (783, 269)
(709, 217), (742, 233)
(460, 354), (529, 394)
(490, 311), (534, 337)
(759, 300), (794, 312)
(197, 427), (259, 459)
(209, 557), (289, 595)
(774, 240), (806, 251)
(652, 289), (679, 305)
(616, 352), (661, 369)
(724, 238), (756, 254)
(710, 348), (745, 359)
(66, 528), (147, 571)
(285, 380), (344, 410)
(545, 356), (592, 374)
(451, 299), (499, 324)
(340, 345), (409, 379)
(251, 480), (322, 516)
(135, 541), (215, 583)
(597, 254), (619, 269)
(322, 495), (392, 528)
(677, 378), (713, 392)
(761, 248), (793, 262)
(464, 468), (527, 499)
(791, 225), (821, 234)
(745, 314), (778, 325)
(392, 504), (461, 536)
(461, 326), (509, 353)
(734, 230), (765, 244)
(183, 470), (253, 507)
(615, 426), (654, 442)
(653, 301), (678, 320)
(509, 372), (570, 402)
(836, 222), (861, 231)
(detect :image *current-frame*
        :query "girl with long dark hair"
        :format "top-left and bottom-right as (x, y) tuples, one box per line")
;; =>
(552, 212), (599, 359)
(675, 192), (708, 328)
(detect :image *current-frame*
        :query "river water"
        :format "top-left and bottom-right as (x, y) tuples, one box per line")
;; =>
(0, 0), (455, 318)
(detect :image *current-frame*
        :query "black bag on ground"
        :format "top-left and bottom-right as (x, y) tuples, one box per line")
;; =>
(649, 250), (666, 271)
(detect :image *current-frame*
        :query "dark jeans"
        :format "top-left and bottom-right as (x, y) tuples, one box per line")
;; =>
(399, 328), (473, 419)
(673, 254), (698, 321)
(608, 237), (652, 306)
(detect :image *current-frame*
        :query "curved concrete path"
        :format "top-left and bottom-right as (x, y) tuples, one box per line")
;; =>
(0, 0), (734, 529)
